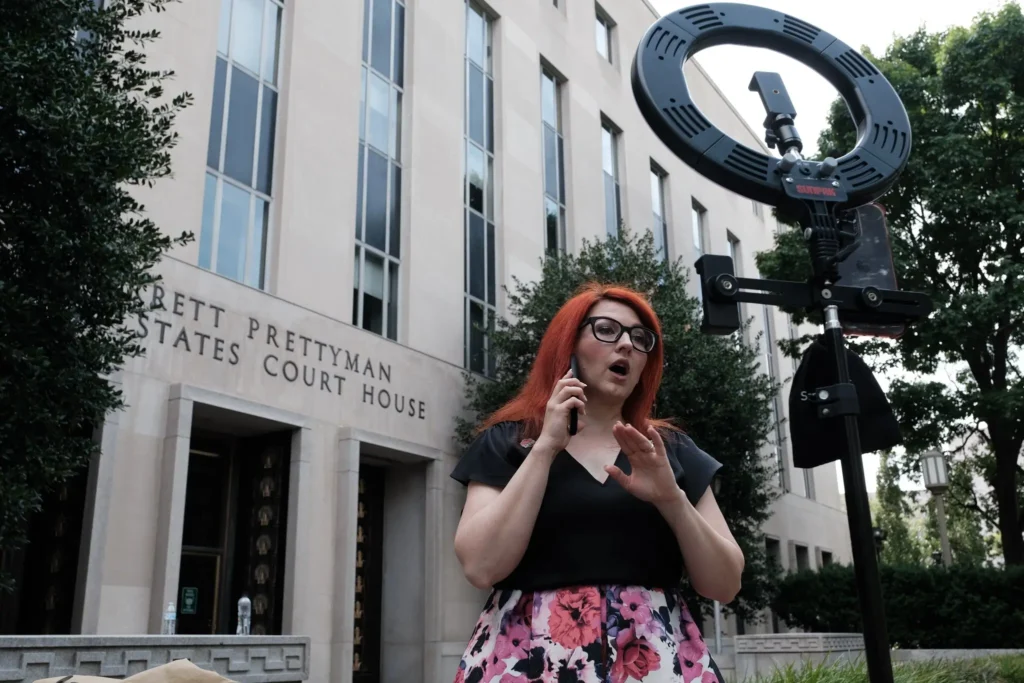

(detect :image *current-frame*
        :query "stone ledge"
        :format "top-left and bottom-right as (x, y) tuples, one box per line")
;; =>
(0, 636), (310, 683)
(734, 633), (865, 654)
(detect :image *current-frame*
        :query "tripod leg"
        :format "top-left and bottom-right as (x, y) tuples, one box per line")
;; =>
(823, 305), (895, 683)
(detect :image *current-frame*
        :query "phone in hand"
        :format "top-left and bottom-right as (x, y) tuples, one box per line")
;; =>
(569, 354), (580, 436)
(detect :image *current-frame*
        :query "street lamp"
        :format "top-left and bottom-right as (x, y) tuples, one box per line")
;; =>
(920, 450), (952, 567)
(872, 526), (887, 563)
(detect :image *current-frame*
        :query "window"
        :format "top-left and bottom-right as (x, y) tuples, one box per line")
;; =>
(821, 550), (833, 566)
(795, 544), (810, 571)
(726, 233), (743, 341)
(762, 304), (788, 490)
(650, 164), (668, 261)
(691, 200), (707, 295)
(691, 200), (706, 256)
(200, 0), (285, 289)
(727, 232), (740, 272)
(752, 199), (762, 218)
(464, 1), (497, 375)
(595, 7), (613, 62)
(354, 0), (405, 340)
(74, 0), (106, 42)
(602, 121), (621, 237)
(542, 67), (566, 254)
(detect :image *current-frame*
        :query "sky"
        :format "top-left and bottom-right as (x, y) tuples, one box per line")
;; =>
(645, 0), (1010, 495)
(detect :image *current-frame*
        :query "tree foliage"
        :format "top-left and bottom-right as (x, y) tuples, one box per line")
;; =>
(920, 460), (991, 567)
(456, 229), (783, 623)
(874, 450), (993, 567)
(755, 4), (1024, 565)
(0, 0), (191, 591)
(874, 451), (925, 566)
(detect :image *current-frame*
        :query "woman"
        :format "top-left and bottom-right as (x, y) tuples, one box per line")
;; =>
(450, 283), (744, 683)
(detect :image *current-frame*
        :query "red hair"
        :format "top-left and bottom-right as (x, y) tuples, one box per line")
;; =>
(481, 282), (677, 439)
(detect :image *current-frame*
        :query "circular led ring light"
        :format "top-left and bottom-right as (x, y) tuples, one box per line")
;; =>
(631, 3), (911, 210)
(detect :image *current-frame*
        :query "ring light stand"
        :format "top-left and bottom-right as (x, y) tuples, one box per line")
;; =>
(631, 6), (933, 683)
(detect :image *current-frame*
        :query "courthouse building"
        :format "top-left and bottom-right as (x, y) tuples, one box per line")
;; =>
(1, 0), (853, 681)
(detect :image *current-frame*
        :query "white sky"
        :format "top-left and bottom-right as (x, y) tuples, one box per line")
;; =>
(645, 0), (1008, 494)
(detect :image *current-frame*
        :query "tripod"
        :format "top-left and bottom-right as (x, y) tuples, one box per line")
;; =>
(631, 5), (934, 682)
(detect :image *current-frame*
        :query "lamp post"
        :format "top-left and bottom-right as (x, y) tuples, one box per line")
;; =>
(921, 450), (952, 567)
(872, 527), (887, 563)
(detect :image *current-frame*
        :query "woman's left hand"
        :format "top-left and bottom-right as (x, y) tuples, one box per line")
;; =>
(605, 422), (682, 507)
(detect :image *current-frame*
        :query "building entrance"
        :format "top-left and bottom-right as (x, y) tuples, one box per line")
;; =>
(176, 426), (292, 635)
(353, 464), (385, 683)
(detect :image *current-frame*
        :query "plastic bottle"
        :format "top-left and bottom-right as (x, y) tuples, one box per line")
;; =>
(162, 601), (176, 635)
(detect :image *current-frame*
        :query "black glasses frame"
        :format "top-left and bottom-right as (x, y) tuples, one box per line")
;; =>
(578, 316), (658, 353)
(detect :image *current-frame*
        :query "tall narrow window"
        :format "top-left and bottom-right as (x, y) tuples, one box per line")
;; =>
(691, 200), (707, 295)
(201, 0), (285, 289)
(727, 233), (742, 339)
(650, 164), (668, 261)
(542, 67), (566, 254)
(727, 232), (740, 270)
(691, 200), (706, 256)
(464, 1), (497, 375)
(762, 304), (788, 491)
(354, 0), (405, 340)
(602, 121), (621, 237)
(595, 7), (613, 63)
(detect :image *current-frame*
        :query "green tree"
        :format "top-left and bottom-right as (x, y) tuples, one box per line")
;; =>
(0, 0), (191, 591)
(874, 451), (924, 566)
(755, 4), (1024, 565)
(456, 229), (782, 624)
(919, 460), (990, 567)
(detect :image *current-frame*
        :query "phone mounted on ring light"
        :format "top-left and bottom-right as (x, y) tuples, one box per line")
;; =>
(631, 3), (932, 335)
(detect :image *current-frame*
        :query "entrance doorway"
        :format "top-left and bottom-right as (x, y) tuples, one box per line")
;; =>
(176, 426), (292, 635)
(353, 464), (385, 683)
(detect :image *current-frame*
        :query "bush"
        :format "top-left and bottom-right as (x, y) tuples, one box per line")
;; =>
(755, 655), (1024, 683)
(772, 563), (1024, 648)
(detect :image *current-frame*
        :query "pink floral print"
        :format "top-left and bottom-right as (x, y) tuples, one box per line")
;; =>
(453, 585), (720, 682)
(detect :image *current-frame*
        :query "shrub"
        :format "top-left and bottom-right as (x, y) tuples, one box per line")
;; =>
(772, 563), (1024, 648)
(755, 655), (1024, 683)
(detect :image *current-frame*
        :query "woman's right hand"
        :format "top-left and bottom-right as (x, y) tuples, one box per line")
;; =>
(535, 369), (587, 453)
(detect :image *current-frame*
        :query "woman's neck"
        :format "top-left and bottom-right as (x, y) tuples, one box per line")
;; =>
(581, 398), (624, 437)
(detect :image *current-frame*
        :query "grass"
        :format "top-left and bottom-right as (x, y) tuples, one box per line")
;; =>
(753, 654), (1024, 683)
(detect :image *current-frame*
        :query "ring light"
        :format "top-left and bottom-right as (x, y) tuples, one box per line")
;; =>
(631, 3), (911, 213)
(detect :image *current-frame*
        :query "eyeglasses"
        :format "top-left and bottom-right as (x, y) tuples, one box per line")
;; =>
(579, 316), (658, 353)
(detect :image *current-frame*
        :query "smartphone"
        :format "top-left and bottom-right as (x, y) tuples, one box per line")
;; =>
(569, 354), (580, 435)
(837, 203), (905, 339)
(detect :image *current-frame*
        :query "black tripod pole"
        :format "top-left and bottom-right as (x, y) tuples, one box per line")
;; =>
(822, 305), (894, 683)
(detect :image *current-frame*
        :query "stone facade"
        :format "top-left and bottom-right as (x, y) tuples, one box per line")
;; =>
(3, 0), (855, 682)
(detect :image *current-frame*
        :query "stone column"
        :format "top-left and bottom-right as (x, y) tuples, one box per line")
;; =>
(282, 426), (314, 635)
(330, 436), (361, 683)
(423, 458), (447, 683)
(147, 387), (194, 633)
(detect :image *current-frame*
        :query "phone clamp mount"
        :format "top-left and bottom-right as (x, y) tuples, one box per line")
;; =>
(631, 5), (934, 683)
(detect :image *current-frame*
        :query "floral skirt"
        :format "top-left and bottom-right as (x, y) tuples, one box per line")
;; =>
(453, 585), (722, 683)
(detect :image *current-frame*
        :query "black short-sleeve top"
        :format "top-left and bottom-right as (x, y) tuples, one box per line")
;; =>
(450, 421), (723, 592)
